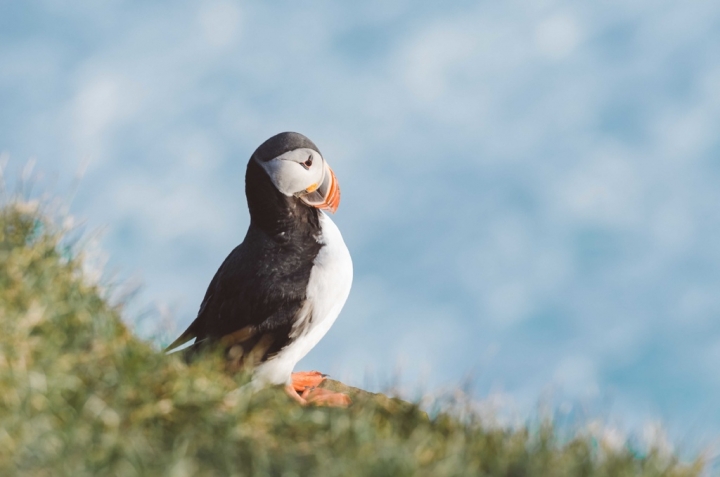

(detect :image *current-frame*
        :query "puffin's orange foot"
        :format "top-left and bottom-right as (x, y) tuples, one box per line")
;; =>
(291, 370), (327, 393)
(285, 383), (307, 405)
(301, 387), (352, 407)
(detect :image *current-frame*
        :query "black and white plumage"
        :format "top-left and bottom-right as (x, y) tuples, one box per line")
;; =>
(166, 132), (352, 393)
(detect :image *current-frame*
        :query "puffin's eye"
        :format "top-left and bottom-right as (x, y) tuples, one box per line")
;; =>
(303, 155), (313, 169)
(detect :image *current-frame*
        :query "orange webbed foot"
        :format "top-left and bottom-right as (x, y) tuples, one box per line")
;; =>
(287, 371), (350, 407)
(291, 370), (327, 393)
(285, 383), (307, 405)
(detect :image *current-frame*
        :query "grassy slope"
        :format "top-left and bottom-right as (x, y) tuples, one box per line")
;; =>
(0, 201), (704, 477)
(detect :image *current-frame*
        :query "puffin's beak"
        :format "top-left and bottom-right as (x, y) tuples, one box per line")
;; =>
(299, 163), (341, 213)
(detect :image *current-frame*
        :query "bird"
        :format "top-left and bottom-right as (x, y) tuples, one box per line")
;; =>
(166, 132), (353, 406)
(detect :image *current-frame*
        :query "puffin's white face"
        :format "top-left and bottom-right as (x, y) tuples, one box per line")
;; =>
(258, 147), (341, 213)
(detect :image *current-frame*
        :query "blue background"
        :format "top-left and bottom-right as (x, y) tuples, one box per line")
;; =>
(2, 0), (719, 451)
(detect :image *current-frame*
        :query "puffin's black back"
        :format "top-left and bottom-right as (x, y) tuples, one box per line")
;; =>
(168, 133), (323, 364)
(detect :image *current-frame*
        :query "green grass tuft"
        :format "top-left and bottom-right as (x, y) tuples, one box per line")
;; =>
(0, 199), (705, 476)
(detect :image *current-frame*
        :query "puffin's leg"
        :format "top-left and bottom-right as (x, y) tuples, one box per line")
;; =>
(301, 387), (352, 408)
(285, 383), (307, 405)
(291, 371), (327, 393)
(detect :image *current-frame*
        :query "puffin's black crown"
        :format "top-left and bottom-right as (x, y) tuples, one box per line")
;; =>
(252, 132), (321, 163)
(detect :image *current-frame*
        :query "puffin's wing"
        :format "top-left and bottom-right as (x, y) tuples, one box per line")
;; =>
(165, 241), (307, 358)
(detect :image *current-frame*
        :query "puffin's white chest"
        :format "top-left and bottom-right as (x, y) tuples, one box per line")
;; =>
(253, 212), (353, 386)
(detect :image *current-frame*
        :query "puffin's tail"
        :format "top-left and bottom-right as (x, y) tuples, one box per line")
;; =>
(165, 322), (198, 354)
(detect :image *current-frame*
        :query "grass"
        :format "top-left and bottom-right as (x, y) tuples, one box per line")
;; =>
(0, 197), (706, 476)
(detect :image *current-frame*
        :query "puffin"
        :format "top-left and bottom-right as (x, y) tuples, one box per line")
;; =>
(166, 132), (353, 406)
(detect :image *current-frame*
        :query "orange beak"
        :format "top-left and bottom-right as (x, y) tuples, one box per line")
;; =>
(299, 163), (341, 213)
(320, 167), (341, 213)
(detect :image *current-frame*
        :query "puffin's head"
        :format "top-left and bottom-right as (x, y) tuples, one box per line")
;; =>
(251, 132), (340, 213)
